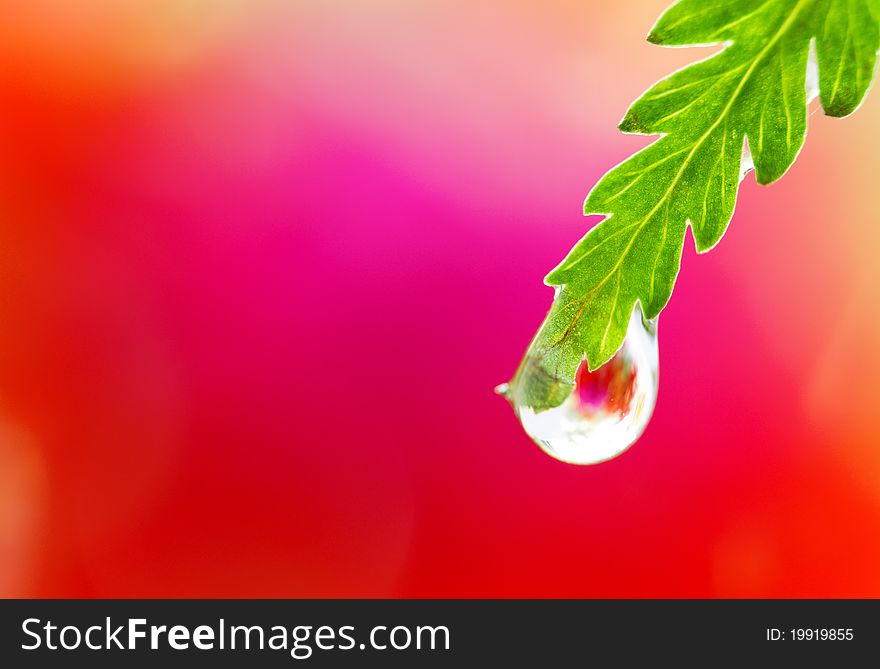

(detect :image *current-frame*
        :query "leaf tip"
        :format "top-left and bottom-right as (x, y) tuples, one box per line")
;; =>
(543, 268), (562, 286)
(617, 111), (644, 134)
(693, 239), (714, 255)
(752, 160), (790, 186)
(646, 28), (666, 45)
(821, 97), (859, 119)
(753, 172), (775, 186)
(582, 196), (594, 215)
(584, 356), (604, 374)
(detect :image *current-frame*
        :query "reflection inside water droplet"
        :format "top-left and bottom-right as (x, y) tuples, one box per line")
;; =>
(505, 304), (659, 465)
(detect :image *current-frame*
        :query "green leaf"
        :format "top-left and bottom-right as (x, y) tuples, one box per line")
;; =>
(513, 0), (880, 412)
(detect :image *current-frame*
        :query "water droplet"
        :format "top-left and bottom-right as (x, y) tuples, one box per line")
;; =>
(505, 304), (659, 465)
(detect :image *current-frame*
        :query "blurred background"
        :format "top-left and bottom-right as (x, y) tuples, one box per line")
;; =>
(1, 0), (879, 597)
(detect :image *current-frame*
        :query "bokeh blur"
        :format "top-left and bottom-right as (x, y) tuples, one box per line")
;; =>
(1, 0), (879, 597)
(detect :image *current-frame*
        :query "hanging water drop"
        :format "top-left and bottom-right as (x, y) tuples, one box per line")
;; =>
(500, 304), (659, 465)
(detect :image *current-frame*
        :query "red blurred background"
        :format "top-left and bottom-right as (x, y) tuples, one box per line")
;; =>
(2, 0), (880, 597)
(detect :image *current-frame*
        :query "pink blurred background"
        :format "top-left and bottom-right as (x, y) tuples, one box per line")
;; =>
(1, 0), (879, 597)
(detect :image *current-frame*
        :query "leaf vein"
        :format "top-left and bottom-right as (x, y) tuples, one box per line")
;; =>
(705, 0), (776, 41)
